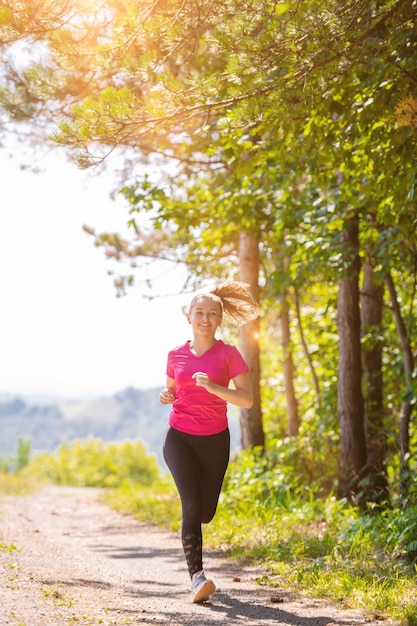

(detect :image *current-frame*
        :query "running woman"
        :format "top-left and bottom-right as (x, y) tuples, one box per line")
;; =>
(159, 281), (259, 603)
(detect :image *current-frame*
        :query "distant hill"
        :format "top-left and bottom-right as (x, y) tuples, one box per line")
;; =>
(0, 387), (242, 469)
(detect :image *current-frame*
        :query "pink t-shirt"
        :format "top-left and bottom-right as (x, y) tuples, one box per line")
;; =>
(166, 339), (250, 435)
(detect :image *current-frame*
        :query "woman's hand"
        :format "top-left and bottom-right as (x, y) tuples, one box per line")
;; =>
(192, 371), (253, 408)
(192, 371), (212, 390)
(159, 387), (175, 404)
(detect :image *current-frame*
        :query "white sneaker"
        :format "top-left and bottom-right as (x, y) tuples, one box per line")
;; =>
(191, 570), (216, 603)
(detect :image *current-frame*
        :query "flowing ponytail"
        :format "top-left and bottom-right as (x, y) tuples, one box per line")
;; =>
(211, 281), (259, 325)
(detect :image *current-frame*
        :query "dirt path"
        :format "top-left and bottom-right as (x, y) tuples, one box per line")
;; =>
(0, 485), (397, 626)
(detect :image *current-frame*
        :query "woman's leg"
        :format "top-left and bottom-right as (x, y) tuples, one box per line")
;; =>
(163, 427), (230, 578)
(193, 429), (230, 524)
(163, 426), (204, 577)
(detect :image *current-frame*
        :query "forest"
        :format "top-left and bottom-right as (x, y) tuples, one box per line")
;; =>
(0, 0), (416, 622)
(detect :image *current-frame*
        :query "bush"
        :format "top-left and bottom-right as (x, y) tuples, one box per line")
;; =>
(24, 438), (161, 488)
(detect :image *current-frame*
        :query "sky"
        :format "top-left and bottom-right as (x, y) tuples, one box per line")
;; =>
(0, 146), (192, 400)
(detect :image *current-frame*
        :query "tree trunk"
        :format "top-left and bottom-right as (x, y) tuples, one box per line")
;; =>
(280, 292), (299, 436)
(361, 263), (389, 504)
(294, 288), (320, 402)
(238, 231), (264, 449)
(337, 213), (367, 502)
(385, 271), (414, 501)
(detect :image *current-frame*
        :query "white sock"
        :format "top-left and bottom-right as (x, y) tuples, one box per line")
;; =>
(192, 569), (204, 581)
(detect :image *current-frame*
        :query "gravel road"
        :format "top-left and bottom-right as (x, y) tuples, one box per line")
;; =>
(0, 485), (397, 626)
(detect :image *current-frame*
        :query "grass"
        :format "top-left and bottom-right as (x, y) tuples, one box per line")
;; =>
(102, 475), (182, 531)
(0, 472), (40, 495)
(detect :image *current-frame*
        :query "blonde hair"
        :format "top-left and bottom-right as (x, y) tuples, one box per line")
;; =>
(189, 281), (259, 326)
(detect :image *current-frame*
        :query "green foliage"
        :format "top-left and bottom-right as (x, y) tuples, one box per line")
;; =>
(210, 449), (417, 623)
(377, 506), (417, 564)
(227, 412), (339, 501)
(24, 438), (161, 488)
(219, 454), (417, 623)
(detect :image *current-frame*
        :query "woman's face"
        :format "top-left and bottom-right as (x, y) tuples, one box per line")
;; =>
(187, 297), (222, 337)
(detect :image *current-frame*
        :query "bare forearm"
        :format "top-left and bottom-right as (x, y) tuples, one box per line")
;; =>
(208, 382), (253, 408)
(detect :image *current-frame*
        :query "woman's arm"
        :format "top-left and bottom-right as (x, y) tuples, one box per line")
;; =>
(159, 376), (176, 404)
(192, 371), (253, 409)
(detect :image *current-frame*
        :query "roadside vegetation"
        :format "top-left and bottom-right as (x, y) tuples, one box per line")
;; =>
(1, 437), (416, 626)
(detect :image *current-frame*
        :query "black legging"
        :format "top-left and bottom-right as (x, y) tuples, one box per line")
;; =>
(163, 425), (230, 578)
